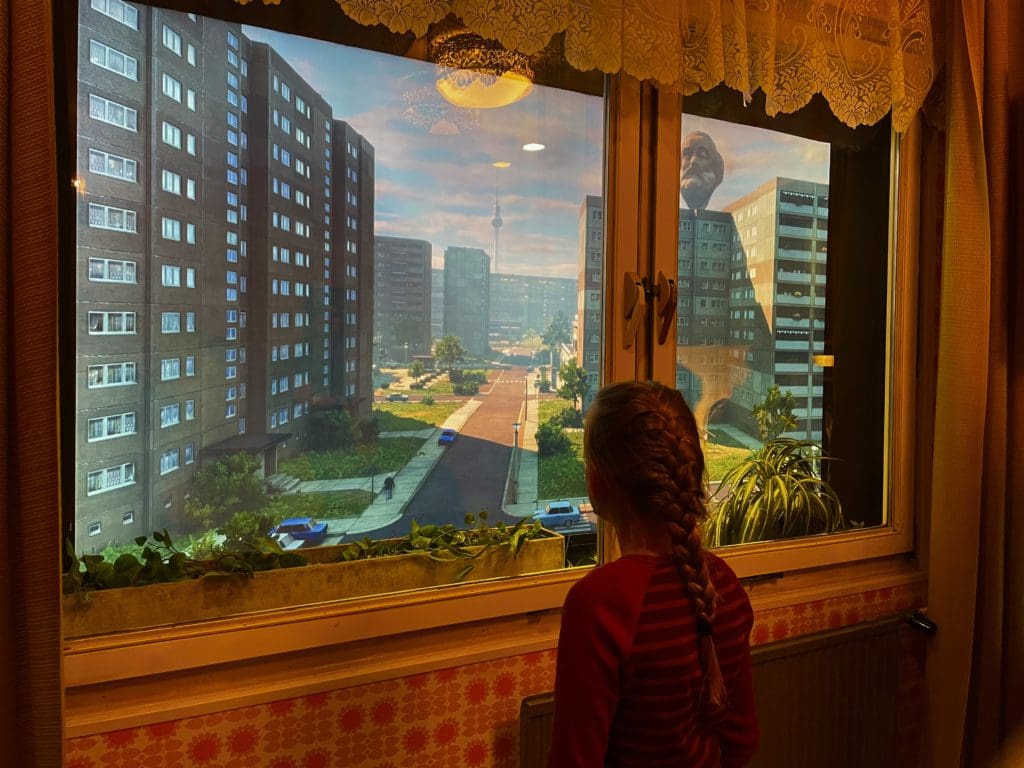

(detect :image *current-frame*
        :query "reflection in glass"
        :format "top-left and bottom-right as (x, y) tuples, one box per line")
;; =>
(675, 115), (839, 547)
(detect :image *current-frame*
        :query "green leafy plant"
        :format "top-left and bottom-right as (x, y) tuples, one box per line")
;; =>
(557, 358), (590, 410)
(64, 515), (552, 594)
(336, 511), (546, 582)
(702, 438), (844, 547)
(751, 385), (799, 441)
(63, 530), (308, 595)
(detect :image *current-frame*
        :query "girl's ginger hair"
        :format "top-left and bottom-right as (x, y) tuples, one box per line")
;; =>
(584, 380), (726, 710)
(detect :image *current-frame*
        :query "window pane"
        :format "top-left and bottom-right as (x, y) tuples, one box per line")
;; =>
(73, 6), (604, 608)
(673, 111), (888, 548)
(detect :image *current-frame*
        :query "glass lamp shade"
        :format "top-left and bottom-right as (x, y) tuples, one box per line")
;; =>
(435, 68), (533, 109)
(430, 28), (534, 110)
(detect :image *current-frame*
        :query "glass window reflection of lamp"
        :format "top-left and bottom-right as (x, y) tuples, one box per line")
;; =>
(430, 28), (533, 110)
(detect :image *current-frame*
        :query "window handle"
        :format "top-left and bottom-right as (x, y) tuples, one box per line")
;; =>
(622, 272), (646, 350)
(653, 270), (677, 345)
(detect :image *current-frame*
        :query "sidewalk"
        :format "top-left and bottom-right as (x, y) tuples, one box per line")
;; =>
(286, 400), (482, 542)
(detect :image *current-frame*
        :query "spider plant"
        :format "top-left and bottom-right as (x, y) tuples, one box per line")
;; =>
(702, 438), (844, 547)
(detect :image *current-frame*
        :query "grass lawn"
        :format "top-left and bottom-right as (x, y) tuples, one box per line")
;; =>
(373, 402), (462, 431)
(538, 398), (575, 425)
(280, 437), (426, 480)
(273, 490), (372, 520)
(538, 431), (587, 499)
(703, 441), (752, 482)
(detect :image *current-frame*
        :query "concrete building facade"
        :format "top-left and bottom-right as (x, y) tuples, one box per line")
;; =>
(488, 273), (577, 343)
(442, 246), (490, 356)
(374, 236), (432, 362)
(75, 5), (374, 551)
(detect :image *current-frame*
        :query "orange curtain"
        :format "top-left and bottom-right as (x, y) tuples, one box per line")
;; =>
(923, 0), (1024, 765)
(0, 0), (64, 763)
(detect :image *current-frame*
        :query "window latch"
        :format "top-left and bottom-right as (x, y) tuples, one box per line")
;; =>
(653, 270), (677, 345)
(622, 272), (646, 350)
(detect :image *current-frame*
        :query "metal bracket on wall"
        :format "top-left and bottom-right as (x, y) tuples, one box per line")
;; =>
(622, 272), (646, 350)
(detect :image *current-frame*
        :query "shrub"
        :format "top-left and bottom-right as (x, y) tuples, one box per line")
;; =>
(453, 382), (480, 396)
(557, 408), (584, 428)
(536, 419), (571, 457)
(539, 379), (552, 393)
(306, 408), (356, 451)
(357, 416), (380, 443)
(422, 395), (435, 405)
(380, 382), (390, 389)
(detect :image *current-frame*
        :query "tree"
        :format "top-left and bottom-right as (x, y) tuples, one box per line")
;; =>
(185, 453), (269, 529)
(536, 419), (571, 457)
(751, 385), (799, 441)
(543, 312), (572, 365)
(434, 334), (466, 373)
(557, 358), (590, 410)
(409, 360), (426, 379)
(306, 408), (355, 451)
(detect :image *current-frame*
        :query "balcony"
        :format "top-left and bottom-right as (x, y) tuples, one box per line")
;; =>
(775, 294), (826, 307)
(776, 270), (826, 285)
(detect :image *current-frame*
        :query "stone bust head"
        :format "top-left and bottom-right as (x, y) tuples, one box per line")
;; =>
(680, 131), (725, 210)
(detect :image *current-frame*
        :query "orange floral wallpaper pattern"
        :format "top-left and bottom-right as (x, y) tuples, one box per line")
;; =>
(65, 582), (926, 767)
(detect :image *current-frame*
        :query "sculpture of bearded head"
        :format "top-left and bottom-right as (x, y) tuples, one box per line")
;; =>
(680, 131), (725, 210)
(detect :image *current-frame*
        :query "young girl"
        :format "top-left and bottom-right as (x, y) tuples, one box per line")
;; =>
(547, 381), (758, 767)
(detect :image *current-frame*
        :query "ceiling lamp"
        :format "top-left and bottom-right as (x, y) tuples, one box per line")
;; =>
(429, 27), (534, 110)
(400, 73), (481, 135)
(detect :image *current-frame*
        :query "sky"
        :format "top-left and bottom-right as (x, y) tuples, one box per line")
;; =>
(242, 24), (829, 279)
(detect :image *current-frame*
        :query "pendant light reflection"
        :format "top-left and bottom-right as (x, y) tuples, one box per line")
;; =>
(430, 28), (534, 110)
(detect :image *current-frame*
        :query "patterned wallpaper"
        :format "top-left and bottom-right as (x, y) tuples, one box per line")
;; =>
(65, 582), (926, 767)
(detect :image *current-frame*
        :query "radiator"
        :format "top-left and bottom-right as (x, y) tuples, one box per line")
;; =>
(520, 618), (901, 768)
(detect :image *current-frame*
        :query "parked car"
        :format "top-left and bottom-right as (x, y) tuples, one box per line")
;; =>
(268, 517), (329, 544)
(438, 428), (457, 446)
(531, 501), (582, 528)
(271, 533), (305, 551)
(386, 392), (409, 402)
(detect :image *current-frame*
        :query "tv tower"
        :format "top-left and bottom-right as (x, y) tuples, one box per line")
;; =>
(491, 161), (509, 275)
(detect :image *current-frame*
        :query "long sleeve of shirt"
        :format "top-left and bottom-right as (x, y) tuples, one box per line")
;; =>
(547, 554), (758, 768)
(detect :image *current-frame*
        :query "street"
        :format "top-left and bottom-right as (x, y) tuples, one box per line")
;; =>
(366, 365), (532, 538)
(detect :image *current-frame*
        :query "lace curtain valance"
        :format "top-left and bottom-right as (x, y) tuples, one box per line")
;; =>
(232, 0), (936, 131)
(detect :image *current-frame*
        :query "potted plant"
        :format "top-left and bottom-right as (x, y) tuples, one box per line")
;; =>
(702, 438), (845, 547)
(62, 512), (565, 637)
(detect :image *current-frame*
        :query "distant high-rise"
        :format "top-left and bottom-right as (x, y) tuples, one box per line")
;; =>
(442, 246), (490, 355)
(489, 273), (577, 342)
(431, 268), (444, 341)
(374, 236), (432, 359)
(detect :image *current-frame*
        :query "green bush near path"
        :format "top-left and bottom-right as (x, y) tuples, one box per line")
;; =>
(373, 402), (462, 431)
(538, 431), (586, 499)
(281, 437), (426, 481)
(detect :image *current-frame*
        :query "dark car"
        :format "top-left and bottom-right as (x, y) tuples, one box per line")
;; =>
(268, 517), (328, 544)
(438, 428), (457, 446)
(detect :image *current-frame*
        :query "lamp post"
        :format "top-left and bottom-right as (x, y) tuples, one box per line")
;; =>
(511, 421), (521, 503)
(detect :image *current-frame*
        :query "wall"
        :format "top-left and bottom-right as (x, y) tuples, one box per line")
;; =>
(65, 581), (925, 767)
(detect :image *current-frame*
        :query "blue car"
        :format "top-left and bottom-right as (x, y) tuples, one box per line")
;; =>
(438, 429), (457, 446)
(531, 501), (581, 528)
(268, 517), (328, 544)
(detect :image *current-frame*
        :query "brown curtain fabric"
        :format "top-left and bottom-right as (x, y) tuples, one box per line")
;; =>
(924, 0), (1024, 765)
(963, 0), (1024, 763)
(0, 0), (64, 763)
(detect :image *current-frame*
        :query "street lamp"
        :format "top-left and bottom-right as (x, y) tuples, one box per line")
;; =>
(511, 421), (521, 503)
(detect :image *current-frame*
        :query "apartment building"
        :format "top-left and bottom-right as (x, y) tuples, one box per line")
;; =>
(442, 246), (490, 356)
(374, 236), (432, 360)
(75, 4), (374, 551)
(724, 177), (829, 440)
(430, 268), (444, 342)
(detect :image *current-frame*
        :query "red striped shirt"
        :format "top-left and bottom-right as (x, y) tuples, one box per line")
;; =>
(548, 553), (758, 767)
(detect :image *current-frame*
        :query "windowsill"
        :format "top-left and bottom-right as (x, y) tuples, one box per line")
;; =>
(63, 552), (925, 738)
